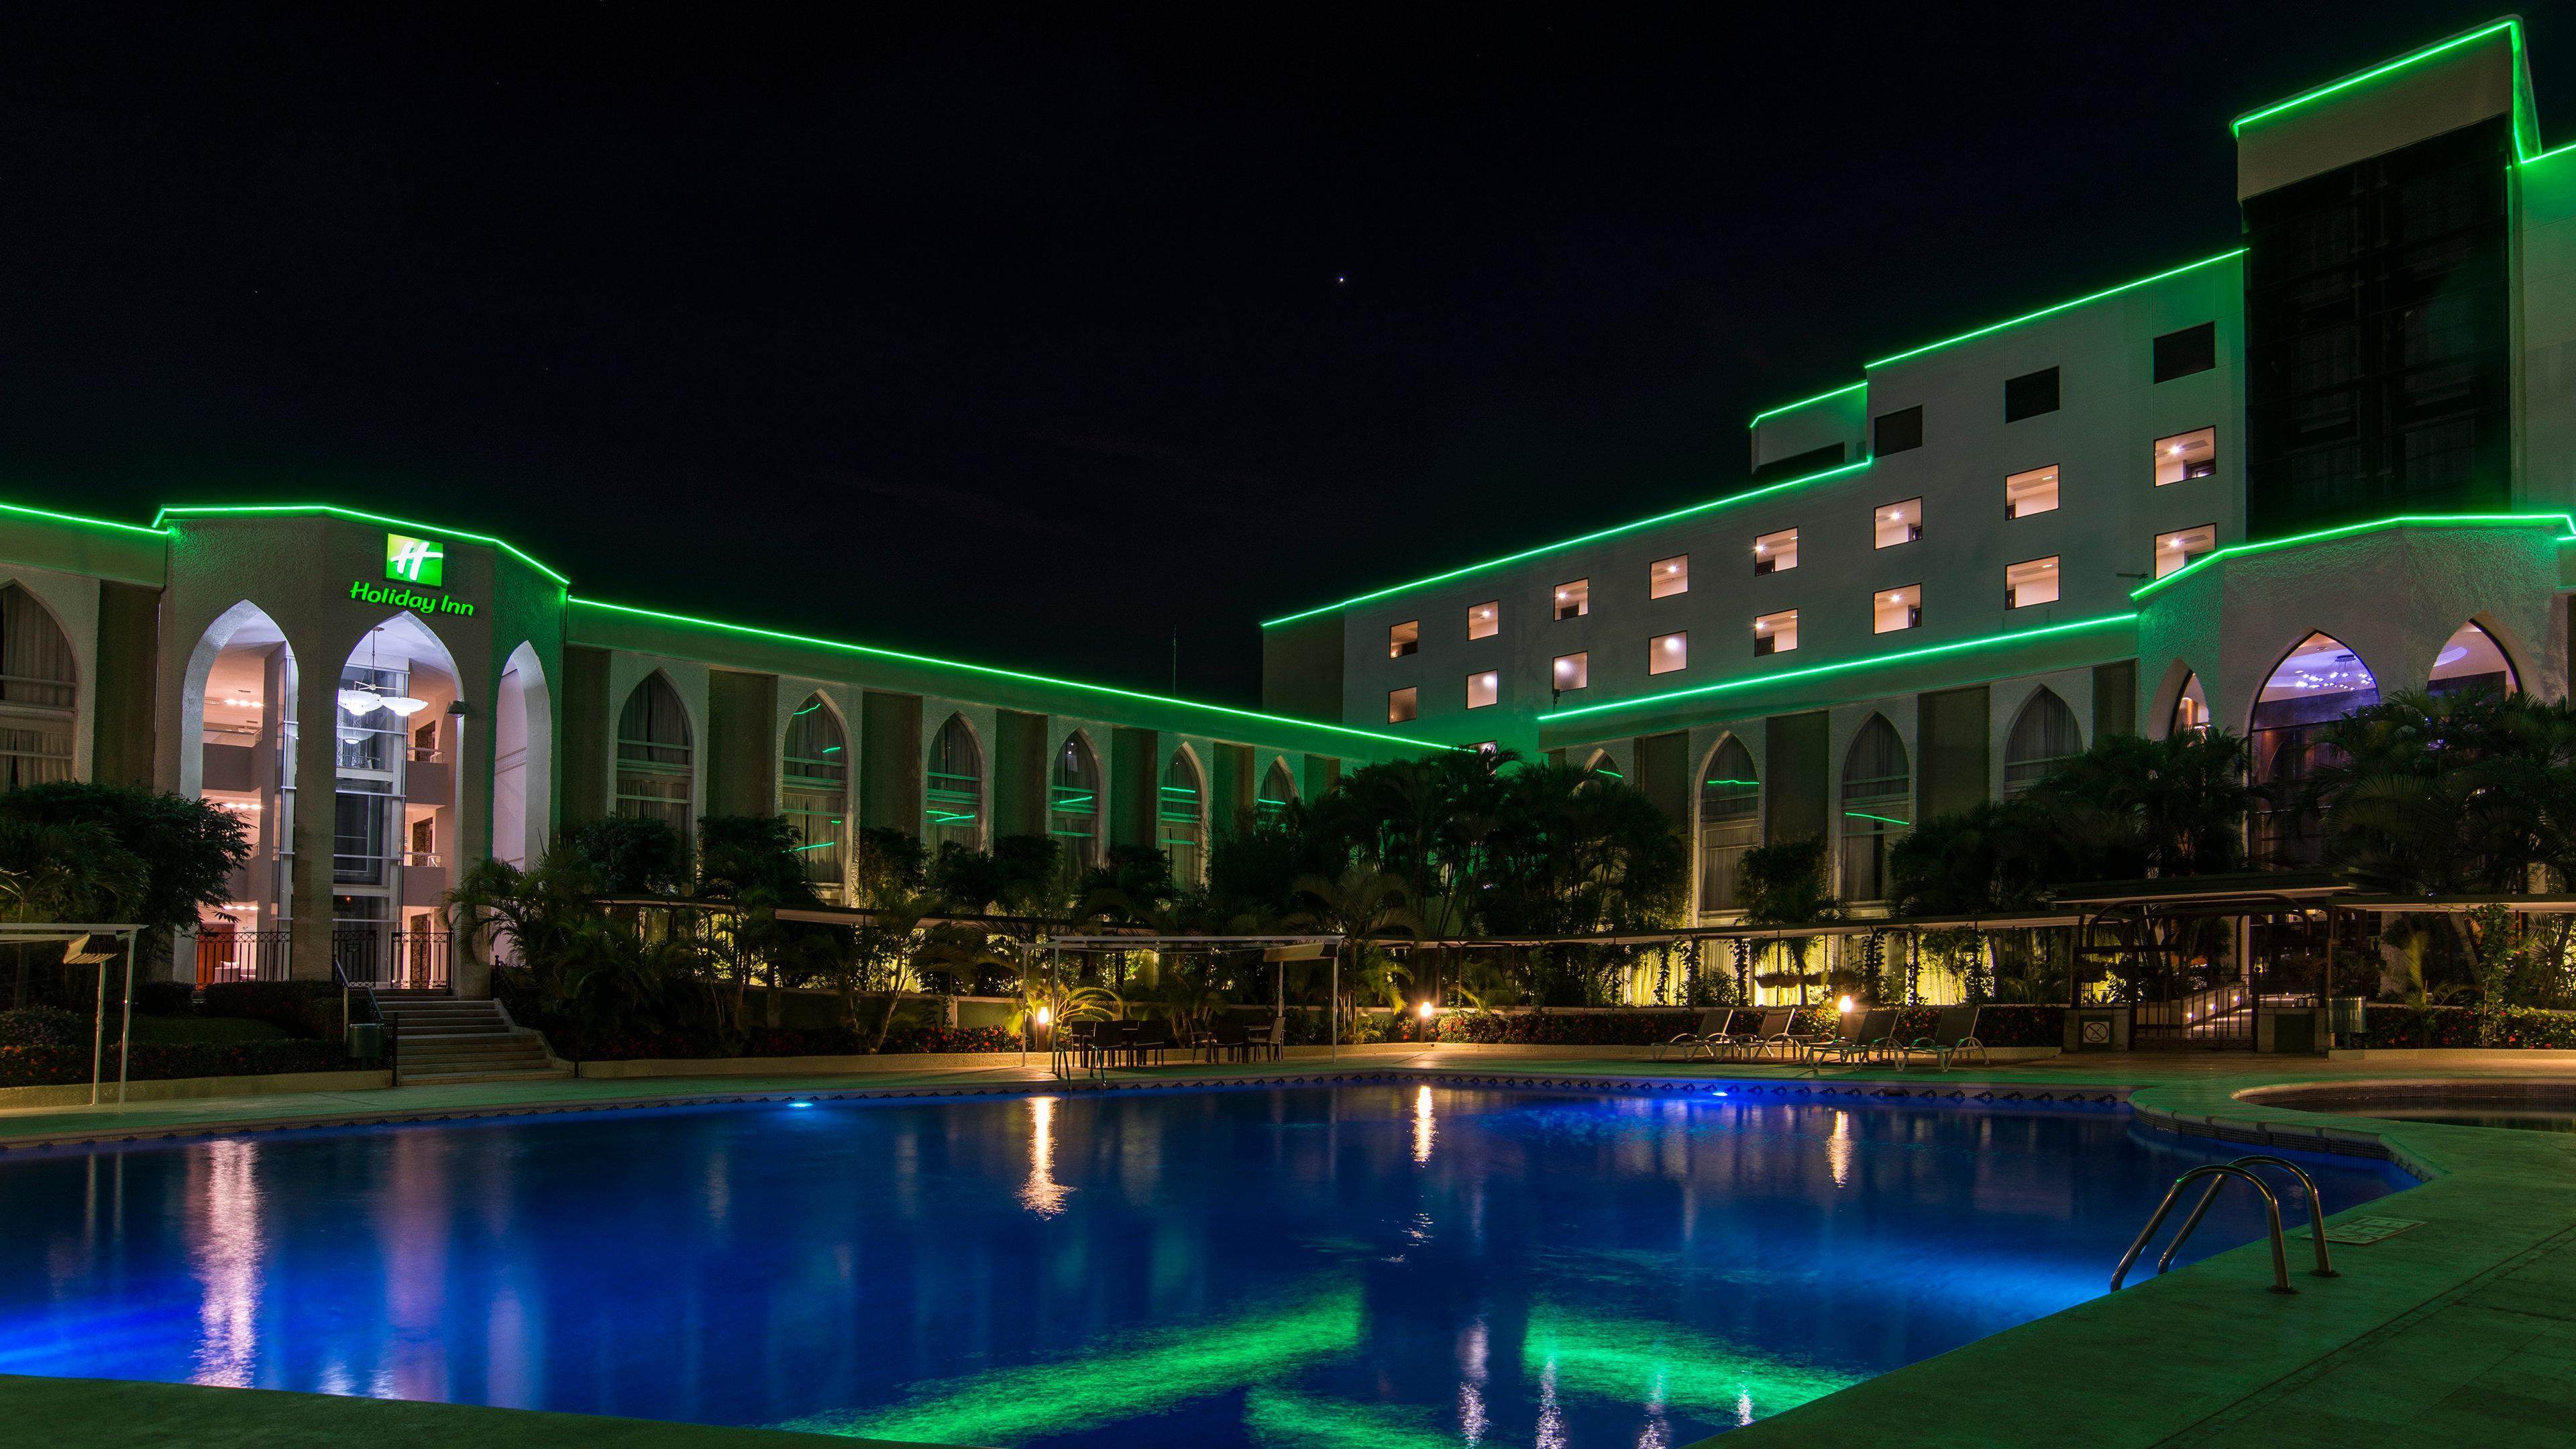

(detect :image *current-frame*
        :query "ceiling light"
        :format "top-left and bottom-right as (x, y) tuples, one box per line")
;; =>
(337, 687), (386, 715)
(380, 695), (430, 717)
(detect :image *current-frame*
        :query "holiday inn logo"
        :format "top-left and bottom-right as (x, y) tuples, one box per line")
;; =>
(385, 533), (444, 586)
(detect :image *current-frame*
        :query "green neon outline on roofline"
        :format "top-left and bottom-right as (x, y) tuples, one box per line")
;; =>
(152, 502), (571, 585)
(1539, 612), (2135, 722)
(1843, 810), (1910, 826)
(569, 595), (1450, 751)
(0, 498), (170, 540)
(2131, 513), (2576, 600)
(1747, 380), (1866, 429)
(2232, 20), (2534, 160)
(1863, 250), (2243, 371)
(1260, 458), (1872, 627)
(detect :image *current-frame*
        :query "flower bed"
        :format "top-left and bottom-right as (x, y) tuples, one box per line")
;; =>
(2349, 1004), (2576, 1050)
(0, 1039), (345, 1089)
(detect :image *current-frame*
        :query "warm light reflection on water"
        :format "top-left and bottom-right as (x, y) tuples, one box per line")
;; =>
(1020, 1095), (1070, 1218)
(1413, 1083), (1436, 1164)
(189, 1139), (262, 1387)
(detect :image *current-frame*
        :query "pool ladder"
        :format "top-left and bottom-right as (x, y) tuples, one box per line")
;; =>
(2110, 1155), (2341, 1294)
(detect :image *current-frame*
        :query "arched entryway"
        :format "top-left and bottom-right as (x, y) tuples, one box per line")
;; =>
(2249, 631), (2378, 867)
(331, 613), (464, 987)
(2428, 621), (2516, 698)
(492, 641), (552, 871)
(182, 602), (299, 982)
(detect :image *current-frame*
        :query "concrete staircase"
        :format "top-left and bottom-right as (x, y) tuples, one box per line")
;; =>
(380, 990), (571, 1086)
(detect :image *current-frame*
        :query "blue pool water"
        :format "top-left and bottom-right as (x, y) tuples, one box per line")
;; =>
(0, 1084), (2406, 1446)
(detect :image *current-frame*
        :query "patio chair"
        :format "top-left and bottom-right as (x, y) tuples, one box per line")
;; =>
(1055, 1018), (1099, 1073)
(1721, 1008), (1798, 1061)
(1244, 1017), (1285, 1063)
(1900, 1006), (1988, 1071)
(1208, 1020), (1248, 1063)
(1653, 1008), (1735, 1061)
(1129, 1018), (1174, 1066)
(1806, 1008), (1898, 1067)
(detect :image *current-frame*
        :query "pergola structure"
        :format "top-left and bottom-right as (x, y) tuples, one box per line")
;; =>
(3, 922), (150, 1106)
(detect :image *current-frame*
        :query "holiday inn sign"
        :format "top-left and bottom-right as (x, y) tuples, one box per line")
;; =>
(352, 531), (474, 616)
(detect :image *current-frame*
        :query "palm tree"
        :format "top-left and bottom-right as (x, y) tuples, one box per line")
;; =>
(1291, 865), (1421, 1035)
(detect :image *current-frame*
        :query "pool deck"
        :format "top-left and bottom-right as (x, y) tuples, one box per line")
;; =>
(5, 1048), (2575, 1448)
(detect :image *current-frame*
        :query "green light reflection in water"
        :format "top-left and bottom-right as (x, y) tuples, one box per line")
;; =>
(1240, 1387), (1460, 1449)
(784, 1283), (1360, 1444)
(1525, 1300), (1859, 1424)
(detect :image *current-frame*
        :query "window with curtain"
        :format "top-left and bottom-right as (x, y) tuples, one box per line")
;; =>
(615, 674), (694, 833)
(1258, 759), (1297, 829)
(1697, 738), (1760, 914)
(1160, 748), (1205, 883)
(1839, 716), (1911, 902)
(928, 714), (983, 853)
(2003, 689), (2083, 794)
(1050, 734), (1101, 871)
(0, 584), (75, 790)
(782, 694), (848, 893)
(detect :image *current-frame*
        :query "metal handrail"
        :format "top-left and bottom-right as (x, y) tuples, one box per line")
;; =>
(2162, 1155), (2339, 1281)
(2111, 1165), (2296, 1294)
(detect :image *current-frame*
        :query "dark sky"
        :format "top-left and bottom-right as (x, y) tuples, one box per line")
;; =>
(1, 4), (2563, 704)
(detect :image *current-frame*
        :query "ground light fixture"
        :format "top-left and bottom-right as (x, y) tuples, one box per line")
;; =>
(1035, 1006), (1052, 1027)
(1417, 1000), (1434, 1022)
(1838, 995), (1854, 1014)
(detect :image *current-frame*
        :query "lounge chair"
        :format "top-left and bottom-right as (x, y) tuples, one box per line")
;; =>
(1720, 1008), (1799, 1061)
(1900, 1006), (1988, 1071)
(1654, 1008), (1735, 1061)
(1806, 1008), (1898, 1067)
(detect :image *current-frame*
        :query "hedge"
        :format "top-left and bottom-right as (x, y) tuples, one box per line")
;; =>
(1409, 1003), (2063, 1049)
(0, 1039), (345, 1089)
(201, 981), (343, 1040)
(2350, 1004), (2576, 1050)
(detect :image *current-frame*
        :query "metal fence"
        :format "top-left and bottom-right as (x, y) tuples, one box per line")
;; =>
(333, 927), (451, 989)
(196, 928), (292, 985)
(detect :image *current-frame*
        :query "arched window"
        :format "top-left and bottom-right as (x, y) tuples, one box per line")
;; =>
(1049, 733), (1101, 871)
(2429, 621), (2516, 698)
(0, 584), (76, 789)
(616, 674), (694, 833)
(1839, 716), (1910, 902)
(2250, 632), (2377, 866)
(1697, 737), (1760, 915)
(782, 694), (848, 895)
(2002, 689), (2082, 794)
(2171, 674), (2210, 736)
(1160, 748), (1205, 883)
(927, 714), (983, 853)
(1258, 759), (1298, 828)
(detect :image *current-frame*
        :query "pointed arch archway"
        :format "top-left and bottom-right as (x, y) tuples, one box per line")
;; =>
(1049, 731), (1102, 875)
(616, 672), (694, 835)
(2429, 620), (2517, 698)
(1839, 715), (1909, 902)
(1697, 735), (1759, 916)
(0, 583), (78, 790)
(332, 612), (466, 983)
(1160, 744), (1206, 884)
(927, 713), (983, 853)
(2002, 688), (2082, 794)
(2249, 631), (2378, 867)
(1258, 757), (1298, 829)
(181, 600), (299, 979)
(782, 692), (849, 897)
(492, 642), (552, 871)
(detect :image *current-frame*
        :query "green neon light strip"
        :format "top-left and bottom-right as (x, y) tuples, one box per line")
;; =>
(2233, 20), (2518, 138)
(2131, 513), (2576, 600)
(1705, 778), (1757, 787)
(787, 841), (835, 852)
(1748, 380), (1866, 429)
(0, 498), (170, 540)
(1865, 250), (2243, 371)
(569, 596), (1444, 751)
(1593, 768), (1623, 778)
(153, 503), (572, 585)
(1541, 612), (2135, 722)
(1844, 810), (1911, 826)
(1261, 459), (1871, 627)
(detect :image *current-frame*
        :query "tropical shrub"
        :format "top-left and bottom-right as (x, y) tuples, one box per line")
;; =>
(0, 1038), (344, 1088)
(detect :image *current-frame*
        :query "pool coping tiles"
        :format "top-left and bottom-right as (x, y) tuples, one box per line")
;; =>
(3, 1050), (2575, 1448)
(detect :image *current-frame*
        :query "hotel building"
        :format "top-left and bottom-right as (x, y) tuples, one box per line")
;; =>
(1263, 20), (2576, 918)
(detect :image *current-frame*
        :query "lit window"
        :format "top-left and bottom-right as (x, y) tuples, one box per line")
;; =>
(1650, 554), (1689, 598)
(1650, 632), (1687, 674)
(1388, 687), (1417, 724)
(2004, 464), (2058, 519)
(1754, 608), (1797, 655)
(1875, 498), (1922, 548)
(1754, 527), (1798, 574)
(1468, 601), (1499, 639)
(1555, 579), (1590, 619)
(1552, 652), (1589, 690)
(2004, 557), (2059, 609)
(1875, 586), (1921, 633)
(1465, 671), (1499, 709)
(2155, 427), (2216, 485)
(1389, 621), (1419, 659)
(2155, 523), (2217, 578)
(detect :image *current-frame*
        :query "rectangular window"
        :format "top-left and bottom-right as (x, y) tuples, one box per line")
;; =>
(1875, 586), (1921, 633)
(2004, 366), (2061, 422)
(1554, 579), (1590, 619)
(1387, 687), (1417, 724)
(1465, 671), (1499, 709)
(2004, 464), (2059, 519)
(1388, 620), (1419, 659)
(2004, 556), (2059, 608)
(2155, 427), (2216, 485)
(1468, 600), (1499, 639)
(1552, 652), (1589, 690)
(1754, 608), (1798, 655)
(2155, 523), (2218, 578)
(1876, 498), (1923, 547)
(2153, 322), (2217, 382)
(1753, 527), (1798, 574)
(1650, 554), (1688, 598)
(1874, 405), (1923, 455)
(1650, 631), (1688, 674)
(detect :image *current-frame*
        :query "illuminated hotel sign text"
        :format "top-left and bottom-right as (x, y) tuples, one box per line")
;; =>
(350, 579), (474, 617)
(359, 533), (470, 615)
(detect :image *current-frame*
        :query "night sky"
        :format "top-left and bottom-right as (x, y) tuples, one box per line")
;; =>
(1, 4), (2563, 705)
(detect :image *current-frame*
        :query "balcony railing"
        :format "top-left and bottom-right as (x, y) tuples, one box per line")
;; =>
(333, 927), (451, 989)
(197, 928), (292, 985)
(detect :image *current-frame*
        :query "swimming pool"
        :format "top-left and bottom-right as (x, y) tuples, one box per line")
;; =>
(0, 1083), (2408, 1447)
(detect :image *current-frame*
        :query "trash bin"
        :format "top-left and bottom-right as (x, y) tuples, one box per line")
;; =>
(347, 1022), (382, 1060)
(2328, 996), (2368, 1039)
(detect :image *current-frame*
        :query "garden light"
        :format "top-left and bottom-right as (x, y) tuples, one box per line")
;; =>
(1838, 995), (1854, 1014)
(1417, 1000), (1434, 1022)
(1036, 1006), (1052, 1026)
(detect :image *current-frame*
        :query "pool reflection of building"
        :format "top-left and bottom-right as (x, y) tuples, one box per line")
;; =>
(0, 505), (1419, 991)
